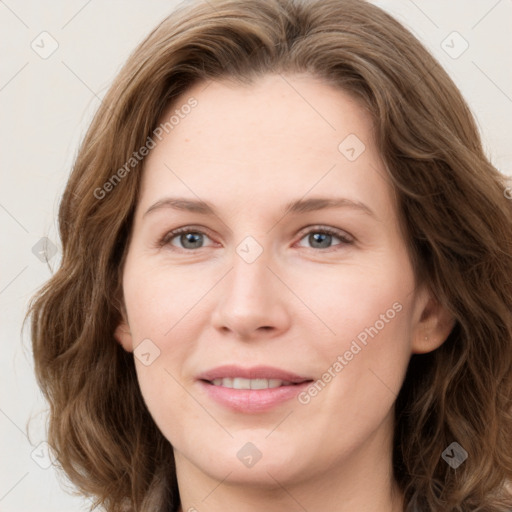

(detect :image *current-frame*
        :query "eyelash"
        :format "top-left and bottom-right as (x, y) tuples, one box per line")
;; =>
(158, 225), (354, 252)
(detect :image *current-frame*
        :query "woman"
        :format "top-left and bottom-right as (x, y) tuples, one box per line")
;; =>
(27, 0), (512, 510)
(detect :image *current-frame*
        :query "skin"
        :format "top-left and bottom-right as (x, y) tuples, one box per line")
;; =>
(115, 74), (453, 512)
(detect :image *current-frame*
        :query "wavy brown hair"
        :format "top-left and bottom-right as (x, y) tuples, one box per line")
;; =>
(26, 0), (512, 510)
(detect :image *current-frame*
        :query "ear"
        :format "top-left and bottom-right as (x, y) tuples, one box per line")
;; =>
(411, 286), (455, 354)
(114, 312), (134, 353)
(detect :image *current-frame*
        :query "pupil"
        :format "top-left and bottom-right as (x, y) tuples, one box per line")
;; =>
(182, 233), (202, 248)
(310, 233), (331, 248)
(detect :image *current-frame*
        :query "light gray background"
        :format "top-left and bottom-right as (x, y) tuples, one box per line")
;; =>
(1, 1), (511, 511)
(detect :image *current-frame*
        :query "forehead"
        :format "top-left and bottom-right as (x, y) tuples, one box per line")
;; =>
(137, 74), (394, 221)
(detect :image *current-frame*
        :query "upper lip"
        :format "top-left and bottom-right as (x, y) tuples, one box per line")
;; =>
(197, 365), (313, 384)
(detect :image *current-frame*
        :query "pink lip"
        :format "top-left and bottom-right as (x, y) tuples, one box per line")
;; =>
(197, 365), (312, 383)
(196, 365), (313, 413)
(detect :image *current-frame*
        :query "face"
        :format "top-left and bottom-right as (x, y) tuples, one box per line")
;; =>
(115, 74), (448, 490)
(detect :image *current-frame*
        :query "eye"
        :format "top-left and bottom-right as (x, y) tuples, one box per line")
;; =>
(159, 227), (215, 250)
(158, 225), (354, 251)
(296, 226), (354, 250)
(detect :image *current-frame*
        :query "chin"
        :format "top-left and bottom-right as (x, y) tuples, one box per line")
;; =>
(175, 434), (307, 485)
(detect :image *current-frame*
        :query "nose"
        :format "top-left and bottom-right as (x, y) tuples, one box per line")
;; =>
(211, 248), (291, 340)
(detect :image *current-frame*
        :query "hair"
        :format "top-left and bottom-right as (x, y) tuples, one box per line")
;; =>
(26, 0), (512, 510)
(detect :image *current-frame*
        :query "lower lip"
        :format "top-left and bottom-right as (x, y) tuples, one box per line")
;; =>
(198, 380), (311, 413)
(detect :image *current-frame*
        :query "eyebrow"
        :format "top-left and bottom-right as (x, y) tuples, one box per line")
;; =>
(143, 196), (376, 218)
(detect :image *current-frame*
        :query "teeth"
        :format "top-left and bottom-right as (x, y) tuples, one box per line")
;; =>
(210, 378), (293, 389)
(233, 377), (251, 389)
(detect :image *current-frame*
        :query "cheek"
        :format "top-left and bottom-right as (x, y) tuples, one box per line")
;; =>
(121, 258), (211, 439)
(292, 287), (413, 468)
(122, 257), (211, 342)
(298, 251), (415, 410)
(299, 256), (414, 350)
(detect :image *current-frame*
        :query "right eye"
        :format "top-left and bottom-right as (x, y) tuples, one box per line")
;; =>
(159, 227), (217, 250)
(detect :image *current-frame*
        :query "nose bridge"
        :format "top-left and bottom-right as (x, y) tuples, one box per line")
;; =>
(212, 239), (289, 336)
(226, 244), (273, 310)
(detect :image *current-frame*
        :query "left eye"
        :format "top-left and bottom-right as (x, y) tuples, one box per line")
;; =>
(296, 228), (353, 250)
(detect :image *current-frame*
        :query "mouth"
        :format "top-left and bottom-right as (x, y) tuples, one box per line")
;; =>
(196, 365), (314, 413)
(206, 377), (304, 389)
